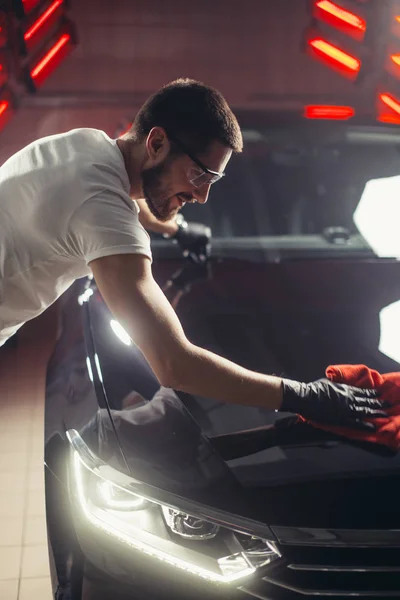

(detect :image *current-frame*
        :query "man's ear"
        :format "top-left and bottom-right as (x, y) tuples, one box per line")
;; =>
(146, 127), (170, 162)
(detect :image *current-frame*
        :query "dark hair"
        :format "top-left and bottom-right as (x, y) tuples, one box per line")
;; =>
(130, 78), (243, 155)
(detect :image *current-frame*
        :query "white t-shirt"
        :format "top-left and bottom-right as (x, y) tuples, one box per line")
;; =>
(0, 128), (152, 346)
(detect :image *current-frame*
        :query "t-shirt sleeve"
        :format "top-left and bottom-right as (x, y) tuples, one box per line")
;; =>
(67, 193), (153, 265)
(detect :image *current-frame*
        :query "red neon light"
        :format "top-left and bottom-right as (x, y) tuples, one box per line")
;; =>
(378, 114), (400, 124)
(24, 0), (63, 41)
(309, 38), (360, 73)
(380, 93), (400, 115)
(0, 101), (8, 117)
(119, 122), (133, 137)
(304, 105), (355, 120)
(31, 33), (70, 79)
(316, 1), (366, 33)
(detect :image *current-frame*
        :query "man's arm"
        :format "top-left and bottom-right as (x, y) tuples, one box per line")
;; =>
(136, 198), (179, 236)
(90, 253), (388, 427)
(90, 253), (283, 410)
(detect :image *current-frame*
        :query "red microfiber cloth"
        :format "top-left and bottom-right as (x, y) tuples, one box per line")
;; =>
(298, 364), (400, 452)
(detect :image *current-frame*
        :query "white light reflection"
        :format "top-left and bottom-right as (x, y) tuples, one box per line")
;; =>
(379, 300), (400, 364)
(110, 319), (132, 346)
(354, 176), (400, 258)
(78, 288), (94, 306)
(94, 353), (103, 383)
(86, 357), (94, 383)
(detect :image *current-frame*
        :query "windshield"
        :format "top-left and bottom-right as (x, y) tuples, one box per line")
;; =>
(180, 123), (400, 255)
(88, 122), (400, 490)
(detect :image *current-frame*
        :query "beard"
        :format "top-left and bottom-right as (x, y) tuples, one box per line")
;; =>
(141, 159), (177, 222)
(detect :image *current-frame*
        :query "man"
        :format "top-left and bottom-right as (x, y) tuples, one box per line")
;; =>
(0, 78), (387, 429)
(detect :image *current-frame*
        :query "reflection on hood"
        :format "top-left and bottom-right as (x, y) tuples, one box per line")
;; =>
(96, 387), (237, 494)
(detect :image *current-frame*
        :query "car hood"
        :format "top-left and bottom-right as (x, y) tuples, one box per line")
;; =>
(91, 257), (400, 529)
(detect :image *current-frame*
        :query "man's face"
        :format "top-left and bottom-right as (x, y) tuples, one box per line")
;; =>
(140, 135), (232, 222)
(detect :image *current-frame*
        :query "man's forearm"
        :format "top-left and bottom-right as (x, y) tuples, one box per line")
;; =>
(161, 282), (282, 409)
(169, 342), (283, 410)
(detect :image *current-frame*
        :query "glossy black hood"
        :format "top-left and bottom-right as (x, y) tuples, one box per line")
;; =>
(87, 255), (400, 529)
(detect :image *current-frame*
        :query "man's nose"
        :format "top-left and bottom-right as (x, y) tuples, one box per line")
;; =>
(194, 184), (211, 204)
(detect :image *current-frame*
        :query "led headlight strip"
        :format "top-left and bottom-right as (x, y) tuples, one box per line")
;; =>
(67, 430), (280, 584)
(73, 452), (255, 583)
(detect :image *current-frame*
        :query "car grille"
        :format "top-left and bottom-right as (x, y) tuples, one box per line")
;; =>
(240, 526), (400, 598)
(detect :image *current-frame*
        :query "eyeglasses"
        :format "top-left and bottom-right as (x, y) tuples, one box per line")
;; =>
(166, 131), (225, 188)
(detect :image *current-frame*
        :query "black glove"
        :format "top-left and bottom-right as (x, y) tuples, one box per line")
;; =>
(281, 378), (389, 432)
(169, 259), (211, 294)
(172, 217), (211, 264)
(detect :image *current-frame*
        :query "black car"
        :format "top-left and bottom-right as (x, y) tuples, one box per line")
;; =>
(44, 113), (400, 600)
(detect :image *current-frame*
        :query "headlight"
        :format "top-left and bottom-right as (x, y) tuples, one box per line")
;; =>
(161, 506), (220, 540)
(67, 430), (281, 585)
(96, 480), (148, 511)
